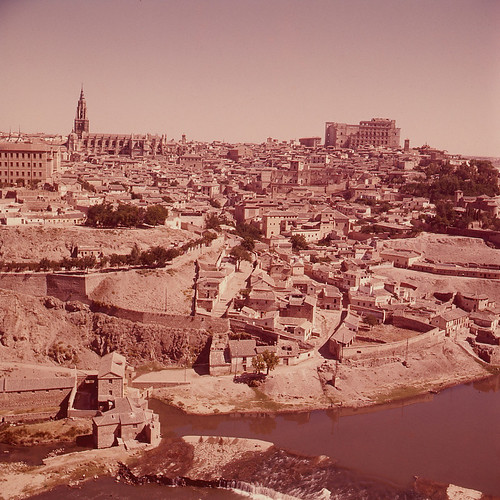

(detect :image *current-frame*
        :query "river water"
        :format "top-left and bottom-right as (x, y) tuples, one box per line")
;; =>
(17, 374), (500, 498)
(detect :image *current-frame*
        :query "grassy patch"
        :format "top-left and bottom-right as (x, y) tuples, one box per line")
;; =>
(373, 385), (426, 405)
(250, 389), (287, 412)
(0, 419), (92, 446)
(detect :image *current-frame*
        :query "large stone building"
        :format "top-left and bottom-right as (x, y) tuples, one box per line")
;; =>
(325, 118), (400, 149)
(67, 88), (169, 157)
(0, 140), (60, 185)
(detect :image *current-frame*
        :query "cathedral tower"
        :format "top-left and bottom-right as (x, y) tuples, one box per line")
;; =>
(74, 86), (89, 138)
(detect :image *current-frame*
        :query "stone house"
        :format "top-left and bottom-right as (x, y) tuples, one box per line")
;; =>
(97, 352), (127, 411)
(228, 339), (257, 373)
(380, 249), (421, 268)
(92, 396), (161, 449)
(430, 308), (469, 337)
(247, 287), (277, 312)
(455, 292), (494, 313)
(0, 376), (75, 416)
(280, 293), (316, 326)
(277, 316), (313, 342)
(328, 310), (361, 360)
(469, 311), (500, 345)
(317, 285), (342, 310)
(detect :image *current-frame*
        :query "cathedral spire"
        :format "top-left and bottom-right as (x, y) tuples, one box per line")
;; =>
(74, 86), (89, 138)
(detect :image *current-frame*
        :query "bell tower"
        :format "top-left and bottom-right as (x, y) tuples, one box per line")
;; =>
(74, 86), (89, 138)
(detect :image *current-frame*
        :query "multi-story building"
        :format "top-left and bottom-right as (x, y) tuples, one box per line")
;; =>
(325, 118), (400, 149)
(0, 141), (60, 185)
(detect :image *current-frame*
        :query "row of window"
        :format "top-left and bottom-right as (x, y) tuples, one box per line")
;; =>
(0, 171), (44, 177)
(1, 162), (44, 167)
(0, 152), (45, 159)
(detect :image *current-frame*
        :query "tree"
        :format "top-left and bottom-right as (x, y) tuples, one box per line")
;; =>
(290, 234), (308, 251)
(127, 243), (141, 265)
(235, 222), (262, 241)
(252, 354), (266, 374)
(230, 245), (252, 271)
(363, 315), (378, 327)
(261, 350), (279, 375)
(205, 214), (223, 231)
(241, 236), (255, 251)
(144, 205), (168, 226)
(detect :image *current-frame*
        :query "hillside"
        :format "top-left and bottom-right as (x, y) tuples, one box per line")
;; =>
(0, 289), (210, 370)
(380, 233), (499, 265)
(0, 225), (194, 262)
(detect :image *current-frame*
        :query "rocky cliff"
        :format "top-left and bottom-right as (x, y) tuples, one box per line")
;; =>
(0, 289), (210, 369)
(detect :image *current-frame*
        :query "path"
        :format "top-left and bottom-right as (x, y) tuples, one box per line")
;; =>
(210, 260), (253, 317)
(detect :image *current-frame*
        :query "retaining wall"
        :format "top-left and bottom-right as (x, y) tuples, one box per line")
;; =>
(0, 273), (47, 296)
(90, 302), (229, 332)
(2, 411), (60, 423)
(343, 327), (443, 361)
(392, 314), (435, 333)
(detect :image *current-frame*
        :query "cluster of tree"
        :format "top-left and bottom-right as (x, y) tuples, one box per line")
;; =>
(401, 160), (499, 202)
(0, 256), (100, 272)
(0, 231), (218, 273)
(251, 350), (279, 375)
(86, 203), (168, 228)
(234, 222), (262, 241)
(107, 244), (182, 268)
(107, 231), (217, 269)
(205, 213), (233, 231)
(423, 200), (500, 233)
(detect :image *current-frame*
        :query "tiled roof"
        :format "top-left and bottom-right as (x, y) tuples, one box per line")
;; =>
(228, 339), (256, 358)
(2, 376), (75, 393)
(98, 352), (126, 379)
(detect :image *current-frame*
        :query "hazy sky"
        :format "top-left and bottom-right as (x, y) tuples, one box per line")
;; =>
(1, 0), (499, 156)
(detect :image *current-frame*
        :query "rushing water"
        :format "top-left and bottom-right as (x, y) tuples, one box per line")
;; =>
(148, 374), (500, 497)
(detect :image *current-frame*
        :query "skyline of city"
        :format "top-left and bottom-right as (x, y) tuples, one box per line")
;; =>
(1, 0), (499, 156)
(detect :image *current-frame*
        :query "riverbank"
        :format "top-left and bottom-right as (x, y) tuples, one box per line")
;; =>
(0, 443), (149, 499)
(151, 338), (496, 415)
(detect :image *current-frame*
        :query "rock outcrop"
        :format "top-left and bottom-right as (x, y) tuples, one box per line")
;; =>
(0, 289), (210, 369)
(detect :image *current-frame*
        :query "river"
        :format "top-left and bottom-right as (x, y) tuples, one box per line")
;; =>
(17, 374), (500, 498)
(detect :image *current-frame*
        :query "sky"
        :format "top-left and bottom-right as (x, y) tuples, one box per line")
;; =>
(0, 0), (499, 156)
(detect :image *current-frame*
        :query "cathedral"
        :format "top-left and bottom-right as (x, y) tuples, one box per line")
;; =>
(67, 87), (169, 157)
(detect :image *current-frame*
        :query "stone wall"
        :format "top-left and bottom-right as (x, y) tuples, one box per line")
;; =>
(2, 411), (60, 423)
(392, 314), (435, 333)
(0, 387), (72, 412)
(0, 272), (89, 302)
(91, 302), (229, 333)
(0, 272), (47, 296)
(47, 273), (88, 302)
(343, 328), (443, 361)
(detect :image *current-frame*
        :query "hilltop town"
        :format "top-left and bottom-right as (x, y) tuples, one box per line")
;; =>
(0, 94), (499, 443)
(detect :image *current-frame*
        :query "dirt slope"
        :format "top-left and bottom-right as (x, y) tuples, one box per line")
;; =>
(380, 233), (499, 265)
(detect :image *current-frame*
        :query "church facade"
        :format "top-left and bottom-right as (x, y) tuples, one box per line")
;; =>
(67, 88), (170, 157)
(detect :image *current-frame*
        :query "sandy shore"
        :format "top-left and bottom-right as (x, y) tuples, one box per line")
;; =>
(151, 337), (495, 415)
